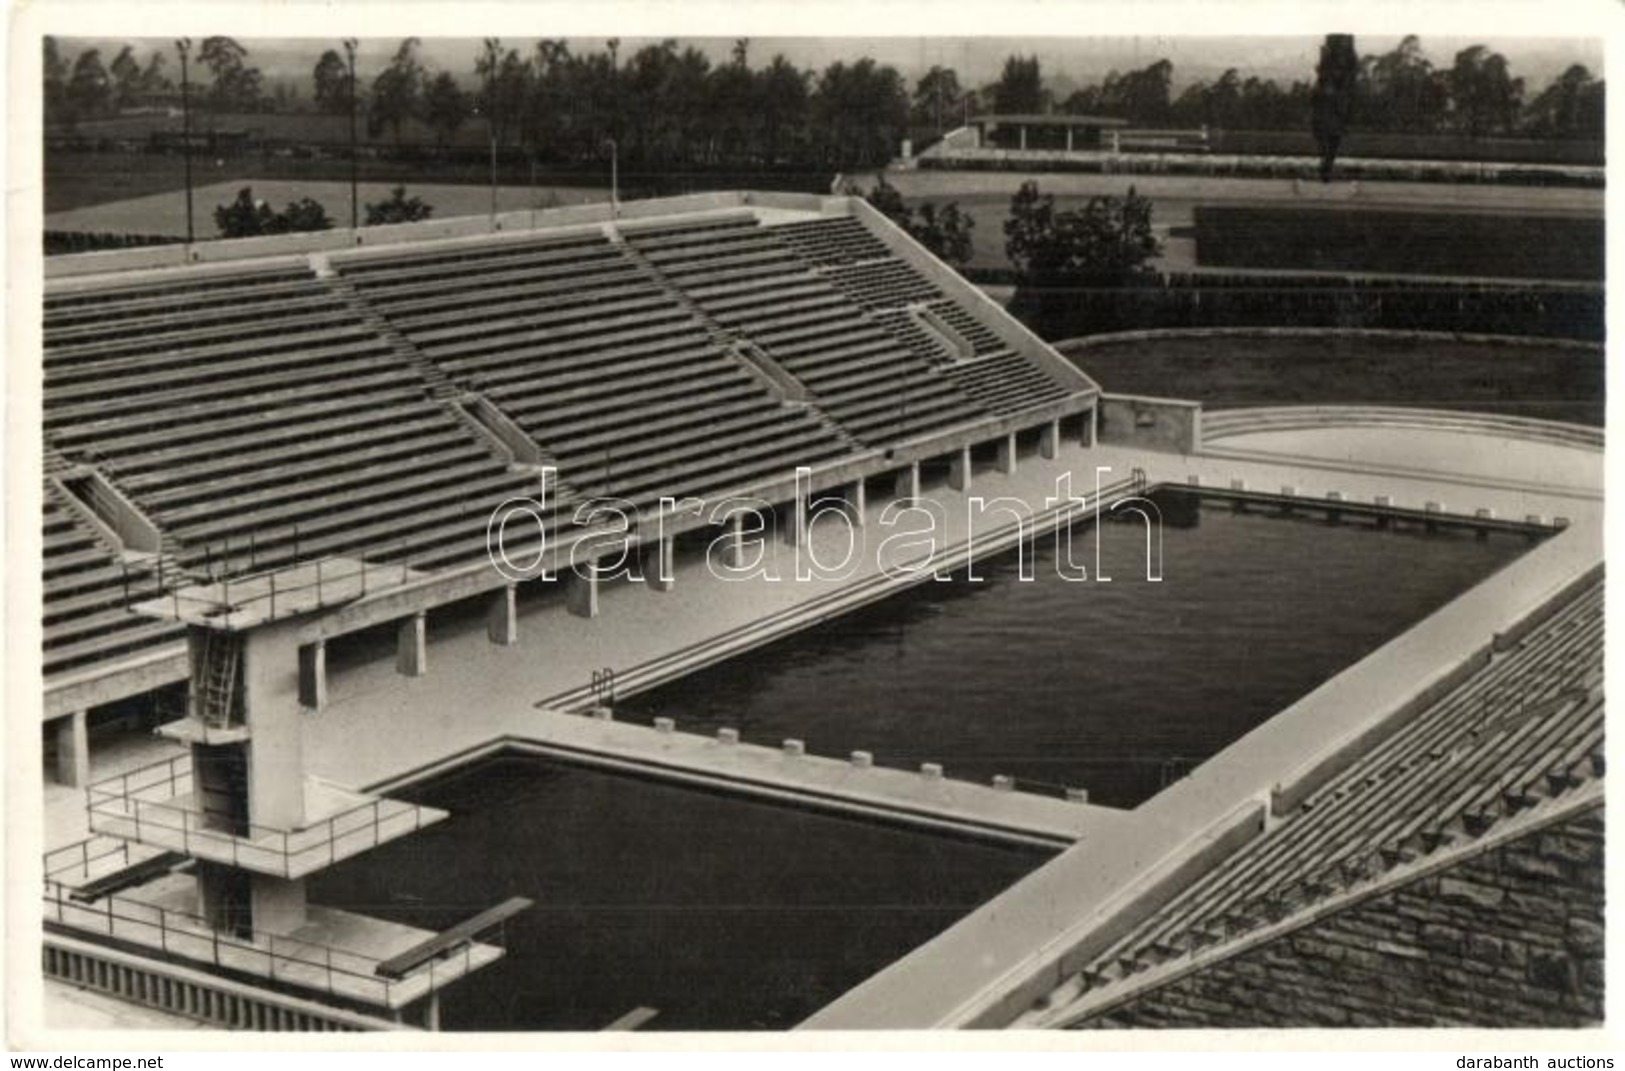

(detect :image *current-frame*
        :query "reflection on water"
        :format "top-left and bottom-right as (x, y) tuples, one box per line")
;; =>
(620, 499), (1532, 807)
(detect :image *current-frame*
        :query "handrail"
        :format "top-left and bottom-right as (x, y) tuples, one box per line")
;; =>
(42, 877), (499, 1007)
(84, 754), (434, 878)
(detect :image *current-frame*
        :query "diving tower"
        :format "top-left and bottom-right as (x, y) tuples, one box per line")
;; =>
(46, 557), (529, 1028)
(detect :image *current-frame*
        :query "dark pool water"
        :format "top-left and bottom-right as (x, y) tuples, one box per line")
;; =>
(619, 495), (1533, 807)
(310, 755), (1048, 1031)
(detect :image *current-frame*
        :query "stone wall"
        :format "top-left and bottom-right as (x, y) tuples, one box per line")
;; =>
(1079, 806), (1605, 1028)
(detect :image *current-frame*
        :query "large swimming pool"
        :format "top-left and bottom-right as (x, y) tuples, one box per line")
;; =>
(619, 493), (1533, 807)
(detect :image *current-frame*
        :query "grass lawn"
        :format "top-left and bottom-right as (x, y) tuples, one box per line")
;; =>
(1061, 333), (1604, 427)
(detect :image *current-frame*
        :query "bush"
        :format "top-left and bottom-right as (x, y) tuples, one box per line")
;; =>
(365, 185), (434, 226)
(214, 187), (333, 238)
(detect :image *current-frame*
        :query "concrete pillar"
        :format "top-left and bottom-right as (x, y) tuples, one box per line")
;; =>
(893, 462), (921, 505)
(849, 480), (867, 528)
(781, 492), (809, 546)
(487, 585), (519, 645)
(423, 994), (442, 1032)
(1066, 127), (1074, 152)
(720, 513), (749, 570)
(241, 622), (307, 832)
(297, 642), (327, 710)
(397, 612), (428, 677)
(249, 876), (307, 936)
(996, 433), (1017, 475)
(645, 538), (675, 593)
(53, 709), (90, 789)
(566, 567), (600, 619)
(1019, 126), (1027, 151)
(1040, 419), (1061, 460)
(948, 446), (972, 492)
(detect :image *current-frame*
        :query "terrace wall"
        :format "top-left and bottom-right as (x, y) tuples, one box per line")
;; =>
(1096, 394), (1201, 454)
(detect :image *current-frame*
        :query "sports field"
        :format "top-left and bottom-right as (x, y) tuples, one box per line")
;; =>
(45, 177), (610, 239)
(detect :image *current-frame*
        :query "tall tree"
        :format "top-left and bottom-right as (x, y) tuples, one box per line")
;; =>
(109, 46), (142, 110)
(43, 37), (69, 125)
(1361, 35), (1447, 132)
(1449, 45), (1523, 138)
(1311, 34), (1359, 181)
(994, 54), (1046, 113)
(66, 49), (112, 121)
(476, 37), (530, 148)
(756, 54), (809, 165)
(912, 66), (965, 131)
(811, 58), (909, 168)
(138, 51), (171, 98)
(1099, 59), (1173, 123)
(368, 37), (425, 142)
(199, 36), (263, 112)
(423, 71), (470, 148)
(1525, 64), (1604, 138)
(312, 49), (350, 115)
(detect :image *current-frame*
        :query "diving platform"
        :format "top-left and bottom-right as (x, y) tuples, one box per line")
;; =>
(133, 556), (427, 631)
(85, 755), (447, 879)
(45, 872), (504, 1011)
(374, 897), (533, 981)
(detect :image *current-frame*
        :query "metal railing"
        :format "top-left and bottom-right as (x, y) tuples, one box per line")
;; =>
(44, 836), (138, 885)
(85, 754), (436, 878)
(151, 554), (413, 624)
(43, 878), (496, 1008)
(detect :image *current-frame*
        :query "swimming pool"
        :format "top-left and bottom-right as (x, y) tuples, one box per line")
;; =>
(311, 755), (1048, 1030)
(619, 493), (1534, 807)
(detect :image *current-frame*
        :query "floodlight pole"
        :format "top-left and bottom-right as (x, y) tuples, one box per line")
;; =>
(176, 38), (194, 245)
(344, 38), (358, 230)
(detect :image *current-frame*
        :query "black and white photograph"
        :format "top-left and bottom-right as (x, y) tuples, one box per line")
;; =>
(5, 0), (1613, 1054)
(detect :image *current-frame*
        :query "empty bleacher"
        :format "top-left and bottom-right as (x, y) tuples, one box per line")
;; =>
(1072, 579), (1605, 991)
(44, 265), (542, 581)
(622, 215), (986, 446)
(766, 216), (1073, 416)
(42, 482), (183, 679)
(336, 230), (850, 509)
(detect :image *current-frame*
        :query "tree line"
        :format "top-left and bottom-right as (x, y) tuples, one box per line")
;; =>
(44, 34), (1602, 176)
(992, 38), (1601, 140)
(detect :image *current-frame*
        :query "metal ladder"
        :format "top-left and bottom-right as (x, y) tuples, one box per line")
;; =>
(196, 630), (243, 728)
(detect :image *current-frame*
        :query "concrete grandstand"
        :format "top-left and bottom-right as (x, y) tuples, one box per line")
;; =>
(31, 190), (1603, 1033)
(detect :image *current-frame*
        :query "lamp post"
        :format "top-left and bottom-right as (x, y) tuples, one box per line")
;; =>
(343, 38), (358, 230)
(176, 37), (194, 245)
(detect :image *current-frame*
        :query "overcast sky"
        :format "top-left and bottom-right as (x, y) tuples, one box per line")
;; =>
(55, 34), (1602, 96)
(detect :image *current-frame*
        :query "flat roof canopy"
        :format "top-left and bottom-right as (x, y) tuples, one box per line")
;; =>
(970, 114), (1130, 128)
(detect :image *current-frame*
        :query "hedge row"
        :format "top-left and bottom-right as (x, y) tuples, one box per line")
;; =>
(917, 153), (1602, 190)
(45, 230), (184, 256)
(997, 272), (1604, 342)
(1192, 206), (1604, 282)
(1208, 129), (1604, 167)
